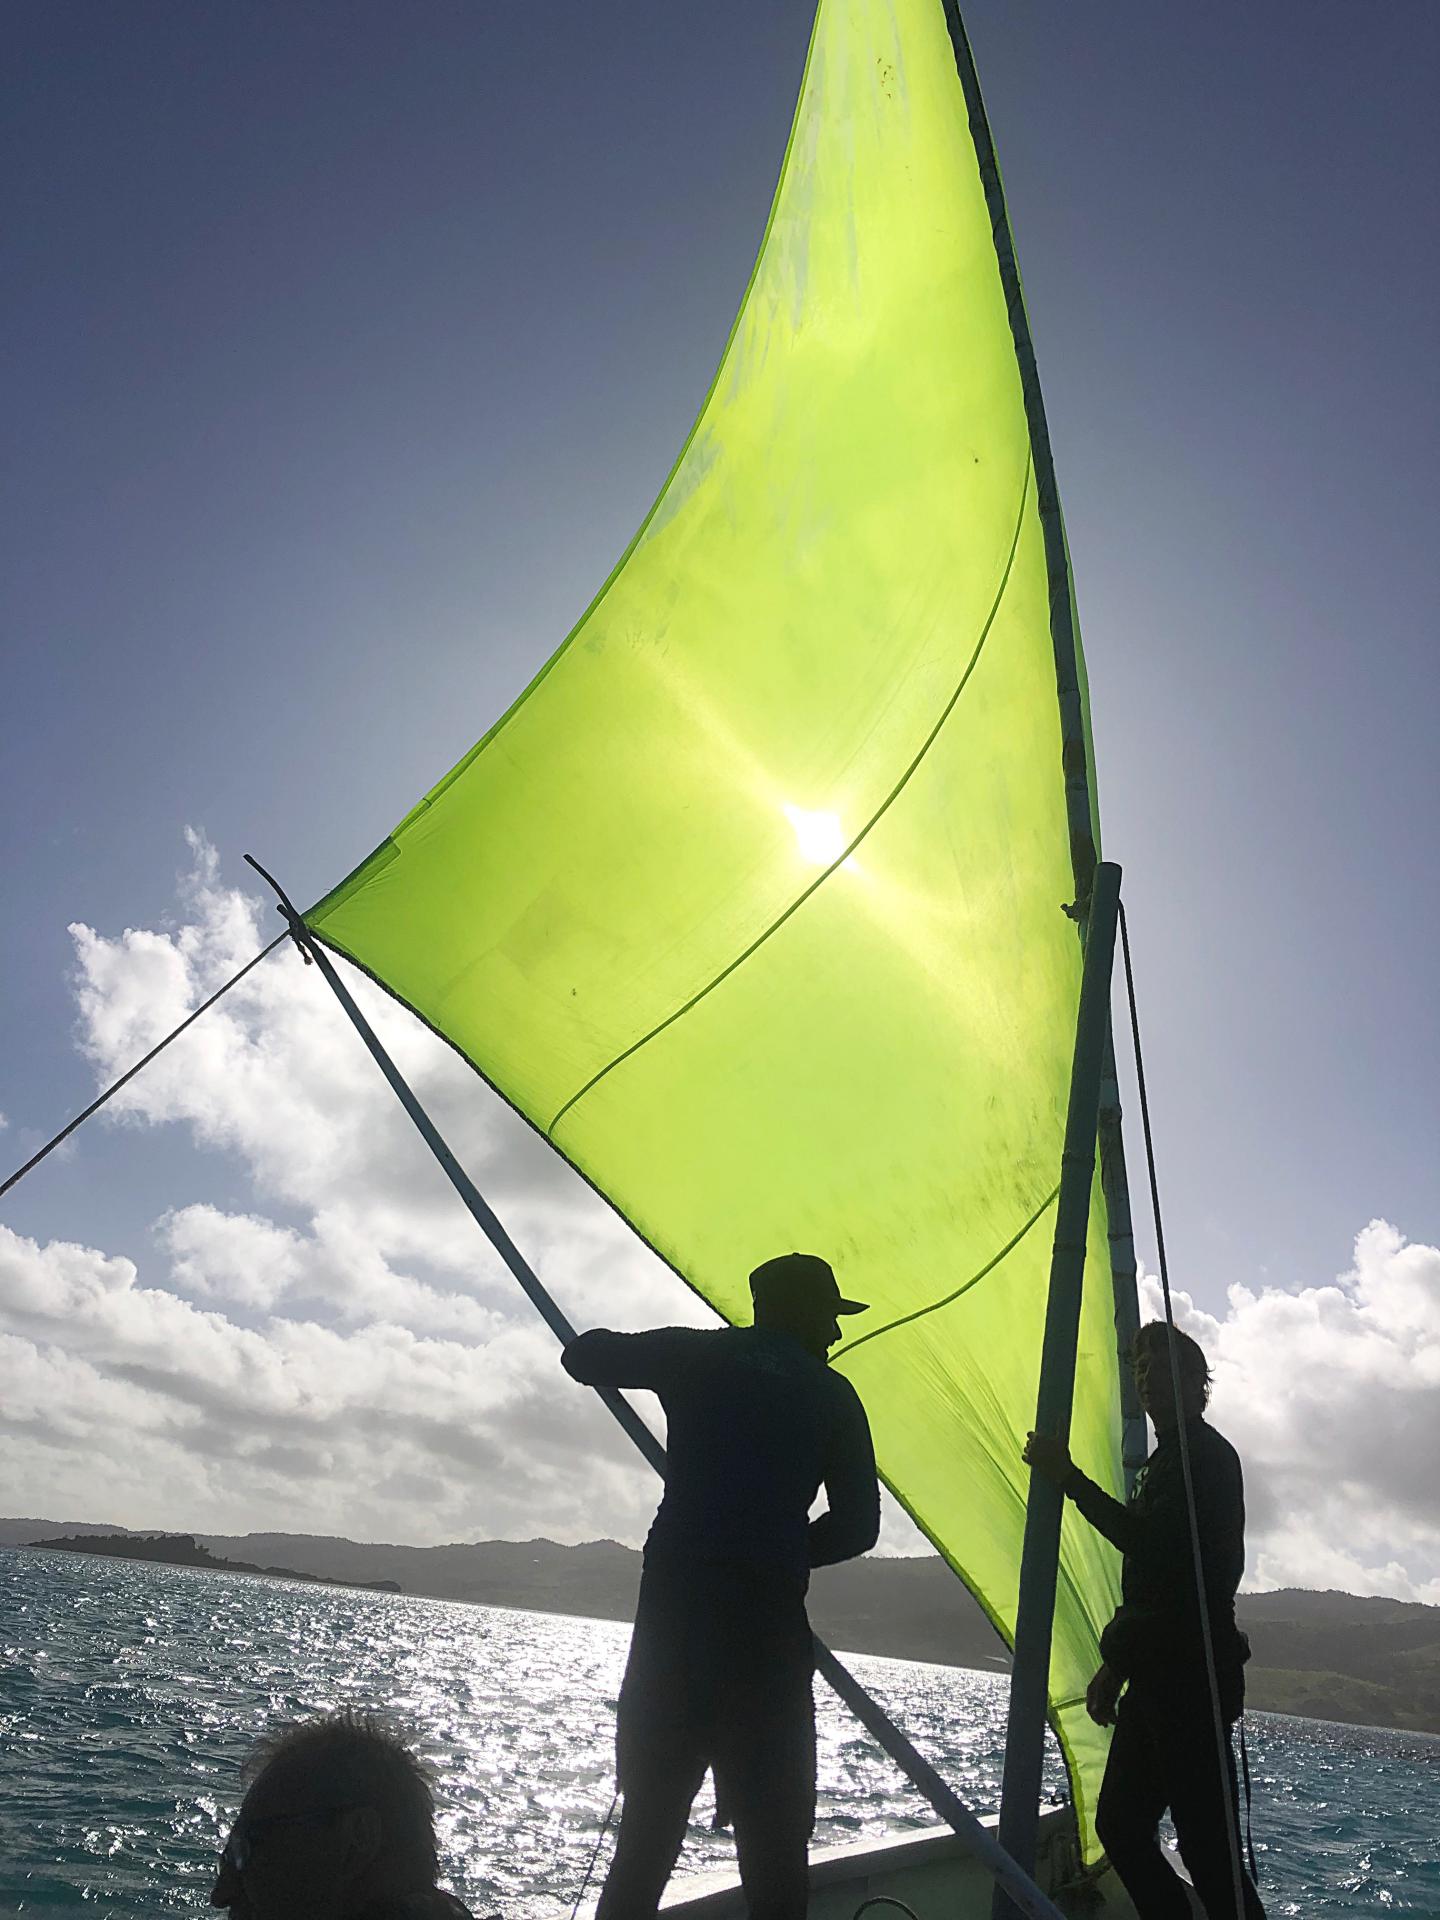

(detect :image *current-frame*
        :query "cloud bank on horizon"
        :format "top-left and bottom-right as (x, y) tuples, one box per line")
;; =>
(3, 838), (1437, 1605)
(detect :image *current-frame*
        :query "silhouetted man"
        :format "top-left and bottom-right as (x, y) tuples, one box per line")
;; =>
(563, 1252), (879, 1920)
(210, 1709), (474, 1920)
(1025, 1322), (1265, 1920)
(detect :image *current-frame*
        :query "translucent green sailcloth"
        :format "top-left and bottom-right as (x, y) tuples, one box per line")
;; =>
(310, 0), (1123, 1859)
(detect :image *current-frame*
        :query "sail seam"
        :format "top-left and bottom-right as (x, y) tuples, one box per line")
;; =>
(544, 453), (1035, 1137)
(831, 1183), (1057, 1362)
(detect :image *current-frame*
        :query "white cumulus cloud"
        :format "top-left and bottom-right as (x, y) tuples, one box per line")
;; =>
(0, 835), (718, 1545)
(1138, 1221), (1440, 1605)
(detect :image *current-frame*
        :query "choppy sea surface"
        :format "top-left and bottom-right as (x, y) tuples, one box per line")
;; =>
(1, 1550), (1435, 1916)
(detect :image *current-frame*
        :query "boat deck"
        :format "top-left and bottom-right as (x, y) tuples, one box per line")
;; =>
(649, 1811), (1198, 1920)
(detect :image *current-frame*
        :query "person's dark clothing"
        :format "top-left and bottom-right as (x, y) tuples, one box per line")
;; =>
(1065, 1417), (1264, 1920)
(562, 1325), (879, 1579)
(615, 1557), (814, 1808)
(562, 1324), (879, 1920)
(607, 1556), (815, 1920)
(1098, 1684), (1264, 1920)
(357, 1892), (475, 1919)
(1065, 1417), (1250, 1711)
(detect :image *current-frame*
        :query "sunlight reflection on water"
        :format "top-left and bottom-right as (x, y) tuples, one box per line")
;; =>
(2, 1550), (1435, 1917)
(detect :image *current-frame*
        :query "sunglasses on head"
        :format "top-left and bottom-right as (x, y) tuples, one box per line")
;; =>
(221, 1804), (353, 1875)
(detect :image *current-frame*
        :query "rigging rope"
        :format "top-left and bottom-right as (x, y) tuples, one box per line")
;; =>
(0, 933), (286, 1203)
(568, 1788), (619, 1920)
(1239, 1716), (1259, 1883)
(1117, 900), (1253, 1920)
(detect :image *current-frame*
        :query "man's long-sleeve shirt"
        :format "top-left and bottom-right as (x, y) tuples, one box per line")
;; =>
(562, 1325), (879, 1581)
(1065, 1416), (1249, 1699)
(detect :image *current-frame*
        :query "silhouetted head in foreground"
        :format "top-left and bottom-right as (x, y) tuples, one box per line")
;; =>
(211, 1709), (472, 1919)
(749, 1251), (867, 1361)
(1131, 1320), (1211, 1431)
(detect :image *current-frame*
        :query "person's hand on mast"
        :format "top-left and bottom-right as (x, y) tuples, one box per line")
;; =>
(1022, 1430), (1072, 1485)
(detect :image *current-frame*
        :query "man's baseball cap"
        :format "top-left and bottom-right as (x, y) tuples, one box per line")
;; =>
(749, 1251), (868, 1317)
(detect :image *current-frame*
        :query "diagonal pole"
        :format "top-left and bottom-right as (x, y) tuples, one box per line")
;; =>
(993, 860), (1122, 1920)
(244, 855), (1069, 1920)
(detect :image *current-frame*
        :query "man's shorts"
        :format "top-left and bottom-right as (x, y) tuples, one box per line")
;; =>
(615, 1555), (816, 1837)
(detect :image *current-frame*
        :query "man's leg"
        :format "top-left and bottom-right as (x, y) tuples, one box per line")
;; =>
(595, 1756), (706, 1920)
(598, 1564), (707, 1920)
(1168, 1720), (1265, 1920)
(730, 1800), (810, 1920)
(1095, 1693), (1193, 1920)
(718, 1653), (815, 1920)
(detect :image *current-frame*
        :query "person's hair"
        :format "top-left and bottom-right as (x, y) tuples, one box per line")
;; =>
(1131, 1320), (1211, 1407)
(244, 1709), (438, 1885)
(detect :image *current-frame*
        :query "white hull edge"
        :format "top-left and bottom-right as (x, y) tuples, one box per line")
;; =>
(649, 1807), (1200, 1919)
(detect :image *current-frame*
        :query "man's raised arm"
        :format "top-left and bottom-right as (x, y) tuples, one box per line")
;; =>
(561, 1327), (700, 1390)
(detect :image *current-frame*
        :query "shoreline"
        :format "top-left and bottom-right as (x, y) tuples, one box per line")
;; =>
(18, 1535), (400, 1597)
(7, 1542), (1437, 1741)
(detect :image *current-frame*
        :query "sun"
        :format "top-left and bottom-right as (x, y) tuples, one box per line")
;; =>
(782, 805), (856, 869)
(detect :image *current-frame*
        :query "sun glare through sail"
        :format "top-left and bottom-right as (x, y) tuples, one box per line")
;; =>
(783, 804), (858, 870)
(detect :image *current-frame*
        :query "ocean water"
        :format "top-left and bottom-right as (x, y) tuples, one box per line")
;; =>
(1, 1550), (1435, 1916)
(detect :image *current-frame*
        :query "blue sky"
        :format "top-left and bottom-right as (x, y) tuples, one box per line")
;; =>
(3, 2), (1437, 1581)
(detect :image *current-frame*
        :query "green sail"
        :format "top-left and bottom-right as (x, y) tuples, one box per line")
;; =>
(310, 0), (1123, 1859)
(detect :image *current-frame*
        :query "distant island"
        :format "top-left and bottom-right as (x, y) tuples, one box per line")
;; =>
(6, 1518), (1437, 1737)
(27, 1531), (401, 1595)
